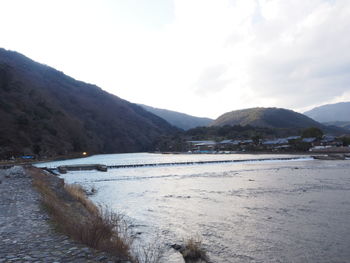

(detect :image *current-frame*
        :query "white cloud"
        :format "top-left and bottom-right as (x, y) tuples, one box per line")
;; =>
(0, 0), (349, 118)
(246, 0), (350, 111)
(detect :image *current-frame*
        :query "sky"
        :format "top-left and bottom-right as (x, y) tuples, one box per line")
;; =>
(1, 0), (350, 119)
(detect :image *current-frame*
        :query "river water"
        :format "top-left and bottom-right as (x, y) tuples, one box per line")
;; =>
(36, 153), (350, 262)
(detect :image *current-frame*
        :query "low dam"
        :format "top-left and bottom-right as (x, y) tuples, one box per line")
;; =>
(51, 156), (311, 174)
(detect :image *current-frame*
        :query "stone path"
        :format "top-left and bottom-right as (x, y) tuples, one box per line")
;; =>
(0, 167), (124, 263)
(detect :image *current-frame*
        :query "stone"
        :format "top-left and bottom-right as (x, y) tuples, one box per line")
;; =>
(171, 243), (183, 251)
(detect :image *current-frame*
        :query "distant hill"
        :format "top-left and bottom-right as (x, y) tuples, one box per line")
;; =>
(0, 48), (177, 158)
(211, 107), (322, 129)
(304, 102), (350, 122)
(139, 104), (213, 130)
(323, 121), (350, 131)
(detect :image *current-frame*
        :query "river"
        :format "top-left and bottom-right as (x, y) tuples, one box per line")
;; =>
(36, 153), (350, 262)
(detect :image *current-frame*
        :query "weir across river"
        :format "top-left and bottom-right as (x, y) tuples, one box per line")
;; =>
(52, 157), (310, 174)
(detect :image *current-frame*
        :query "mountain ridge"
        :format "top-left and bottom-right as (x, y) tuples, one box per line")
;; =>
(211, 107), (322, 129)
(323, 121), (350, 131)
(0, 48), (177, 158)
(139, 104), (213, 130)
(304, 102), (350, 123)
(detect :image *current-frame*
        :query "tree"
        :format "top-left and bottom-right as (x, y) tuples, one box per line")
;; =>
(302, 127), (323, 139)
(340, 136), (350, 146)
(251, 134), (261, 145)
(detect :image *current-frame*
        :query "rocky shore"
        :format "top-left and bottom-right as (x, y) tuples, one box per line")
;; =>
(0, 166), (123, 262)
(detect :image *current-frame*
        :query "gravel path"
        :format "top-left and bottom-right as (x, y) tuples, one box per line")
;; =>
(0, 166), (124, 263)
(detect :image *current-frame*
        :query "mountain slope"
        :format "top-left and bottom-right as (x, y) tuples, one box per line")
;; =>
(0, 48), (176, 158)
(211, 107), (322, 129)
(323, 121), (350, 130)
(304, 102), (350, 122)
(139, 104), (213, 130)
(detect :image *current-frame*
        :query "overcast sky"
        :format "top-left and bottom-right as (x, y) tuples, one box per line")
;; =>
(1, 0), (349, 118)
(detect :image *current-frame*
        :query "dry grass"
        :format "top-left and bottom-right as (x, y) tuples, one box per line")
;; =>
(64, 184), (99, 215)
(28, 167), (133, 260)
(133, 235), (164, 263)
(181, 237), (209, 262)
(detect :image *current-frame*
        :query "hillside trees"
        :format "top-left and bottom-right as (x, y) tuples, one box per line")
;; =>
(302, 127), (323, 139)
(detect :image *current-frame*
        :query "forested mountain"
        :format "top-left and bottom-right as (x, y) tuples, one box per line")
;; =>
(139, 104), (213, 130)
(0, 48), (177, 158)
(211, 107), (322, 129)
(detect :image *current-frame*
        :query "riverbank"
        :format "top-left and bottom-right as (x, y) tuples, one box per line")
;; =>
(0, 153), (90, 167)
(0, 166), (128, 262)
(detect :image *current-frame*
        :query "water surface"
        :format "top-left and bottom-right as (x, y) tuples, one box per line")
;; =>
(37, 153), (350, 262)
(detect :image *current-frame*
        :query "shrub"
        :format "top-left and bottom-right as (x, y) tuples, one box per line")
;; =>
(133, 235), (164, 263)
(181, 237), (209, 262)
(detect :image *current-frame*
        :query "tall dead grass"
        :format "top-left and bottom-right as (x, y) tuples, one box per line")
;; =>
(29, 167), (133, 260)
(64, 184), (99, 215)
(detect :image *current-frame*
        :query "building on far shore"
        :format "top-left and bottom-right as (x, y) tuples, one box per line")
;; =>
(186, 134), (349, 153)
(187, 140), (217, 152)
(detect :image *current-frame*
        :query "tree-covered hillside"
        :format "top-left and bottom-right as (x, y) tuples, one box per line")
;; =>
(211, 107), (323, 128)
(0, 48), (177, 158)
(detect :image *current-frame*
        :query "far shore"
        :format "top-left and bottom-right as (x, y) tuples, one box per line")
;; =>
(1, 148), (349, 168)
